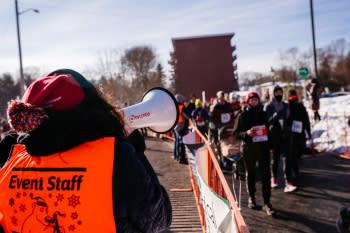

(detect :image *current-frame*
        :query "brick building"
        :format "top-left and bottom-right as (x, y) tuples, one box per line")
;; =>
(171, 33), (238, 99)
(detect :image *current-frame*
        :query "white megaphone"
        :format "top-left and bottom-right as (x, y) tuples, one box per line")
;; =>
(122, 87), (179, 135)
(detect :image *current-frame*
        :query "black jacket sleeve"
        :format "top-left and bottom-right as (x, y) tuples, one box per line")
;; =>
(234, 111), (251, 142)
(0, 132), (18, 167)
(301, 105), (311, 136)
(114, 140), (172, 233)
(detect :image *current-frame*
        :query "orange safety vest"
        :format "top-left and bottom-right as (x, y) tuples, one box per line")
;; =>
(178, 103), (185, 125)
(0, 137), (117, 233)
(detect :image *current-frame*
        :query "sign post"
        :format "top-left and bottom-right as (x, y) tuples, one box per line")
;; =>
(299, 67), (309, 80)
(298, 67), (309, 99)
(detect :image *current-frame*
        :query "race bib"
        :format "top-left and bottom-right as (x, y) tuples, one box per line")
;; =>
(252, 125), (268, 142)
(292, 120), (303, 133)
(221, 113), (231, 124)
(196, 116), (205, 126)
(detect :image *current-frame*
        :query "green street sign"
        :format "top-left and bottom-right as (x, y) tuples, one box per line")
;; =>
(299, 67), (309, 79)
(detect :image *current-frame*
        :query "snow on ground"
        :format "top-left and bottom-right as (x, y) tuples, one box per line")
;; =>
(306, 94), (350, 154)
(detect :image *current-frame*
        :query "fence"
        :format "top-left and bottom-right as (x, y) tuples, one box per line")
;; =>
(175, 119), (249, 233)
(162, 126), (249, 233)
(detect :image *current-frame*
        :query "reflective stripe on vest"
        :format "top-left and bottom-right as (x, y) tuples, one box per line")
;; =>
(0, 137), (117, 233)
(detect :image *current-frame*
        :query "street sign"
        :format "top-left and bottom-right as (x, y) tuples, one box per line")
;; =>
(299, 67), (309, 80)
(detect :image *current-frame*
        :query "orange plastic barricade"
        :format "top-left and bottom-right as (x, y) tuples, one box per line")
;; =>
(161, 131), (175, 141)
(160, 120), (249, 233)
(187, 120), (249, 233)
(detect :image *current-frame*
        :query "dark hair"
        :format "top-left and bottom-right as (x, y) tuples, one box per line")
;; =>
(288, 89), (297, 97)
(273, 85), (283, 94)
(81, 87), (126, 139)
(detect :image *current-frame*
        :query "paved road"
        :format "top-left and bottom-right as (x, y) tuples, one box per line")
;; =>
(227, 152), (350, 233)
(145, 137), (202, 233)
(145, 137), (350, 233)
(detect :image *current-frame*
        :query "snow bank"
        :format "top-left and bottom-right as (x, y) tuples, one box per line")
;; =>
(306, 95), (350, 153)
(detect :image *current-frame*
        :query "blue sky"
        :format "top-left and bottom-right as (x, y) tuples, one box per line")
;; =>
(0, 0), (349, 78)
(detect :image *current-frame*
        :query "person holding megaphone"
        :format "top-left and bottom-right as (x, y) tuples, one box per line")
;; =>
(0, 69), (172, 233)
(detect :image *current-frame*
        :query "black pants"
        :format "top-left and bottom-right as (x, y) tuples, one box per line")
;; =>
(174, 130), (185, 161)
(243, 143), (271, 205)
(270, 137), (283, 178)
(284, 134), (304, 182)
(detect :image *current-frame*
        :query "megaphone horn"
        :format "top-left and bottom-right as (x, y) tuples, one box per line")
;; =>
(122, 87), (179, 135)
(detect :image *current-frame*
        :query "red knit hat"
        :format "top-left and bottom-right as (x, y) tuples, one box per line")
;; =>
(245, 91), (260, 103)
(22, 74), (84, 110)
(7, 73), (85, 133)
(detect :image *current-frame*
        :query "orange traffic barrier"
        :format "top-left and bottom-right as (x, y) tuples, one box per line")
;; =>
(189, 120), (249, 233)
(162, 120), (249, 233)
(160, 131), (175, 141)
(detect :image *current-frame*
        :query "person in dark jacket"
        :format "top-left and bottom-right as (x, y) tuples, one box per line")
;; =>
(186, 94), (196, 117)
(0, 69), (172, 233)
(173, 94), (189, 164)
(264, 85), (288, 188)
(191, 98), (209, 137)
(306, 77), (322, 121)
(209, 91), (234, 169)
(210, 91), (234, 130)
(284, 89), (311, 192)
(235, 91), (275, 216)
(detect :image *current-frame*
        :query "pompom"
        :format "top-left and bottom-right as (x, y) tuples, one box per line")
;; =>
(7, 100), (47, 133)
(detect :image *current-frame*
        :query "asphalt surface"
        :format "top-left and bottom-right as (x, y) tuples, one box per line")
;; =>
(227, 152), (350, 233)
(145, 137), (350, 233)
(145, 137), (202, 233)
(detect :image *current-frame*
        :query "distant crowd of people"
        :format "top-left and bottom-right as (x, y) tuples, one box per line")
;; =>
(173, 85), (312, 216)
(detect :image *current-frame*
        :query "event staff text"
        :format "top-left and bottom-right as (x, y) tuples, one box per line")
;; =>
(9, 175), (84, 191)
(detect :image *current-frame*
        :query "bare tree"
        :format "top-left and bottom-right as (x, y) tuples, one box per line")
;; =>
(120, 46), (159, 100)
(121, 46), (157, 88)
(95, 49), (121, 79)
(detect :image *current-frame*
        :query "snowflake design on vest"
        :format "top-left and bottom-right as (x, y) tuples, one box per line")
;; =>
(71, 212), (79, 220)
(57, 193), (64, 202)
(68, 224), (76, 231)
(68, 194), (80, 208)
(19, 204), (27, 212)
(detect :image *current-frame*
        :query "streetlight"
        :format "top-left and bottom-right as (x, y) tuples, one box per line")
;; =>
(15, 0), (39, 96)
(309, 0), (318, 79)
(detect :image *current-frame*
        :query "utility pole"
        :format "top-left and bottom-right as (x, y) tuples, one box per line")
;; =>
(15, 0), (25, 96)
(310, 0), (318, 79)
(14, 0), (39, 96)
